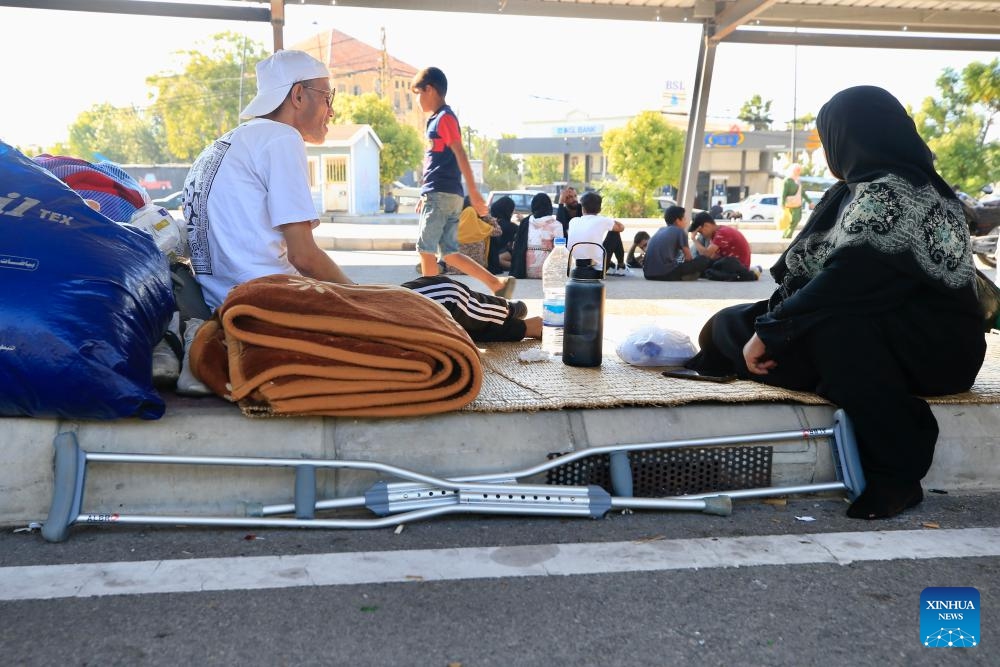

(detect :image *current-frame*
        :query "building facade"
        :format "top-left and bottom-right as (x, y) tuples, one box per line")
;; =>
(290, 28), (423, 131)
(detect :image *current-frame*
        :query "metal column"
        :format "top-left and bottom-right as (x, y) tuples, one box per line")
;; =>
(679, 23), (717, 213)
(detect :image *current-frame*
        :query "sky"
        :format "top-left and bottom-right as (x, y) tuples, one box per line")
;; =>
(1, 3), (997, 150)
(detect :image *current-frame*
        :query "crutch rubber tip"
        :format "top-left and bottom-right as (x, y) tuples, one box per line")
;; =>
(702, 495), (732, 516)
(42, 432), (85, 543)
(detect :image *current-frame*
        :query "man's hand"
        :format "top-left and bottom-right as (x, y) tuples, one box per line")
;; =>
(470, 192), (488, 217)
(743, 333), (777, 375)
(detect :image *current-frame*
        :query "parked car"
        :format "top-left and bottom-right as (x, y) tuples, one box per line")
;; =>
(152, 190), (184, 211)
(487, 190), (549, 219)
(654, 196), (678, 212)
(737, 193), (781, 220)
(721, 202), (743, 219)
(390, 181), (422, 213)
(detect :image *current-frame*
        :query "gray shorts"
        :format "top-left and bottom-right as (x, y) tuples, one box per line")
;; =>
(417, 191), (463, 256)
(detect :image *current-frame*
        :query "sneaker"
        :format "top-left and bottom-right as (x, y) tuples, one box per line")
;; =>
(509, 300), (528, 320)
(151, 339), (180, 387)
(751, 265), (763, 279)
(621, 266), (633, 276)
(177, 318), (213, 397)
(494, 276), (516, 298)
(151, 311), (182, 387)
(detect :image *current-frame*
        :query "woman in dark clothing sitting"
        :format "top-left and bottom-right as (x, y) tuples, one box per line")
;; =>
(487, 196), (518, 274)
(685, 86), (986, 520)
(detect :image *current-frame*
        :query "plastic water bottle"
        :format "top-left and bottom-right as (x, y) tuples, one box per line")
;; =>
(563, 246), (606, 368)
(541, 238), (570, 356)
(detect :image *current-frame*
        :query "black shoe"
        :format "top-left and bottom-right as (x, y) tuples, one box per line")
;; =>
(508, 300), (528, 320)
(846, 479), (923, 520)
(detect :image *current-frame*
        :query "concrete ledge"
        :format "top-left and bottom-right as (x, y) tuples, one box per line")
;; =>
(4, 397), (998, 526)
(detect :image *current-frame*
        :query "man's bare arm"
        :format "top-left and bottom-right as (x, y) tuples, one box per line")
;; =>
(281, 221), (354, 284)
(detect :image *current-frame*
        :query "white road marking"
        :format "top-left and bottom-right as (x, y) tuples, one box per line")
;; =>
(2, 527), (997, 601)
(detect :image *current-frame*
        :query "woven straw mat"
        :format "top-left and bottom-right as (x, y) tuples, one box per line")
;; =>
(464, 333), (1000, 413)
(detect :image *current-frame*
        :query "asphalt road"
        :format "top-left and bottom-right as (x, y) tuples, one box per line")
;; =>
(2, 492), (998, 666)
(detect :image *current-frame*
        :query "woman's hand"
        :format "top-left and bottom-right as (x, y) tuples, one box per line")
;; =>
(743, 334), (777, 375)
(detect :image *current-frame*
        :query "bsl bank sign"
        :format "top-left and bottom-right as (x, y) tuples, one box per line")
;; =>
(920, 587), (980, 648)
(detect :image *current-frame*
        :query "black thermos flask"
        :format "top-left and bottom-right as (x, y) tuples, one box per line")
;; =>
(563, 248), (605, 367)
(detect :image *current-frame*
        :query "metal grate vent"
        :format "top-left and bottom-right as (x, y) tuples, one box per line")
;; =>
(545, 446), (772, 497)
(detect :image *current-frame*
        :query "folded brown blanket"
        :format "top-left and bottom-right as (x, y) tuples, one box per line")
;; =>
(189, 275), (483, 417)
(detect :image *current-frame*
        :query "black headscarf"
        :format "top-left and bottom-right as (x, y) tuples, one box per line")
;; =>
(818, 86), (953, 198)
(530, 192), (553, 218)
(773, 86), (959, 284)
(489, 195), (515, 224)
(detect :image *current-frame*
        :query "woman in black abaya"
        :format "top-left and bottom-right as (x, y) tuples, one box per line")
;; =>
(685, 86), (986, 519)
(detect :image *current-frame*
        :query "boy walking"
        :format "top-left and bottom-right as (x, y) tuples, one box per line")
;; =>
(412, 67), (515, 297)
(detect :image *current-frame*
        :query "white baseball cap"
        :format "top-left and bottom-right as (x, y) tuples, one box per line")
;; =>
(240, 50), (330, 119)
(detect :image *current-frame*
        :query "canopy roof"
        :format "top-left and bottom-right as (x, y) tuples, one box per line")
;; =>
(10, 1), (1000, 42)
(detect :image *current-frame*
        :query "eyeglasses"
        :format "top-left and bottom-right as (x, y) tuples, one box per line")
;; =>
(300, 84), (335, 107)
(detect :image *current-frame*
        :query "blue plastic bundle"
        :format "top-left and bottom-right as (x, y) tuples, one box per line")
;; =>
(0, 142), (174, 419)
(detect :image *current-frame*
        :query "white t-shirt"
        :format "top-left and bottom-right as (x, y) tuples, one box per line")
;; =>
(183, 119), (318, 310)
(567, 214), (615, 264)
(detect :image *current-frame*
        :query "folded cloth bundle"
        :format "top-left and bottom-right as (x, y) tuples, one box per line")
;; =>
(190, 274), (483, 417)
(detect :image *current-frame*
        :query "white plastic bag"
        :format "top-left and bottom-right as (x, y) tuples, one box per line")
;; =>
(616, 326), (697, 367)
(128, 204), (187, 260)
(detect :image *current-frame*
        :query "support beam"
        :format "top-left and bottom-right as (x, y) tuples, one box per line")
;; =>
(0, 0), (271, 22)
(679, 24), (717, 214)
(712, 0), (780, 43)
(271, 0), (284, 51)
(721, 29), (1000, 51)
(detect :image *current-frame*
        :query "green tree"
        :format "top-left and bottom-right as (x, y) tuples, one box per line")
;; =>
(333, 92), (422, 187)
(522, 155), (561, 184)
(470, 132), (519, 191)
(913, 59), (1000, 193)
(789, 112), (816, 131)
(738, 94), (774, 130)
(147, 32), (270, 161)
(602, 111), (685, 214)
(66, 103), (170, 163)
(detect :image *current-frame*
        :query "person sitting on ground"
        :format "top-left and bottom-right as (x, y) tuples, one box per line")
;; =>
(642, 205), (709, 281)
(519, 192), (564, 279)
(709, 200), (724, 220)
(411, 66), (515, 298)
(556, 186), (582, 237)
(566, 191), (624, 272)
(487, 195), (518, 274)
(445, 195), (500, 275)
(683, 85), (986, 519)
(688, 211), (760, 282)
(603, 225), (628, 276)
(182, 50), (539, 343)
(383, 190), (398, 213)
(626, 230), (650, 269)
